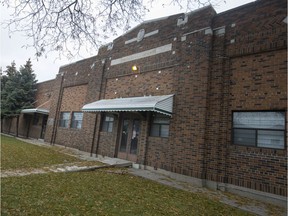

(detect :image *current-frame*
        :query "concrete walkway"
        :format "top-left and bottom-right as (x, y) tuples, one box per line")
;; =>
(10, 137), (287, 216)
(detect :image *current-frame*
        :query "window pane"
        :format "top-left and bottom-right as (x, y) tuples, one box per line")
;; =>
(72, 112), (83, 121)
(71, 120), (82, 129)
(233, 112), (285, 129)
(71, 112), (83, 129)
(258, 130), (285, 149)
(102, 122), (108, 131)
(120, 120), (129, 152)
(150, 124), (160, 137)
(161, 124), (169, 138)
(102, 114), (114, 132)
(61, 112), (70, 120)
(130, 120), (140, 154)
(233, 129), (256, 146)
(107, 122), (113, 132)
(154, 117), (170, 124)
(59, 112), (70, 128)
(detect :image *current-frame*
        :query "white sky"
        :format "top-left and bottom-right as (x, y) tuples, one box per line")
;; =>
(0, 0), (254, 82)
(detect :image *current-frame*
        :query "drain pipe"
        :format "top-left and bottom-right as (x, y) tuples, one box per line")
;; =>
(50, 73), (64, 145)
(143, 112), (151, 168)
(90, 59), (106, 157)
(90, 114), (98, 157)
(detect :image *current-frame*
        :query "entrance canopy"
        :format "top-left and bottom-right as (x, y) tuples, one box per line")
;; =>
(82, 94), (174, 116)
(21, 108), (49, 115)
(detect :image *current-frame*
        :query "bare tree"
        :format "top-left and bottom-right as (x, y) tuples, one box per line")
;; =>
(1, 0), (219, 58)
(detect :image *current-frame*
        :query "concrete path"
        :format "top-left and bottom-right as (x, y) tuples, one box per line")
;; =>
(8, 137), (287, 216)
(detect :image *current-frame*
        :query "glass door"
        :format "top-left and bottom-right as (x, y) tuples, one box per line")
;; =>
(119, 120), (129, 153)
(118, 118), (140, 162)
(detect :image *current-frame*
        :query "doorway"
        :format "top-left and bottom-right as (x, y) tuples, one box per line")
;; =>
(117, 117), (141, 162)
(40, 115), (48, 139)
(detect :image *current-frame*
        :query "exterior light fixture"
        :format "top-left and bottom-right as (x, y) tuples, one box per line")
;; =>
(132, 65), (139, 72)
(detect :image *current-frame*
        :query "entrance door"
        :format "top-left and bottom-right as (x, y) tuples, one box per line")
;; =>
(40, 115), (48, 139)
(118, 118), (141, 162)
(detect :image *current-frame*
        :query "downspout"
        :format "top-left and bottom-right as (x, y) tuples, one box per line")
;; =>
(94, 114), (102, 157)
(143, 112), (151, 168)
(217, 31), (229, 188)
(201, 22), (214, 186)
(90, 59), (107, 157)
(223, 57), (232, 185)
(90, 114), (98, 156)
(50, 73), (64, 145)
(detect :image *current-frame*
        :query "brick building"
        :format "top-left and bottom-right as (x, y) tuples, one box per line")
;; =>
(2, 79), (54, 139)
(3, 0), (287, 205)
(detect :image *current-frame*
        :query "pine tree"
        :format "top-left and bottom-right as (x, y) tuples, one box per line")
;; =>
(18, 59), (37, 110)
(1, 59), (37, 136)
(1, 61), (18, 118)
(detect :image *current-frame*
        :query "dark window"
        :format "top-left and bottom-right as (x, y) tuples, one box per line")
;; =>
(150, 114), (170, 138)
(102, 114), (114, 132)
(59, 112), (70, 128)
(71, 112), (83, 129)
(232, 111), (285, 149)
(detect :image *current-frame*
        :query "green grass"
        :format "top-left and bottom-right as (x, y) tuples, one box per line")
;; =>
(1, 170), (253, 216)
(1, 135), (253, 216)
(1, 135), (81, 170)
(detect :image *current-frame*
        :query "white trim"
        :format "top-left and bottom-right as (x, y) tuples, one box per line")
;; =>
(125, 30), (159, 44)
(183, 27), (211, 37)
(111, 44), (172, 66)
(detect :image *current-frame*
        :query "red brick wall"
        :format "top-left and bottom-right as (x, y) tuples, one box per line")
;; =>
(45, 56), (103, 151)
(204, 0), (287, 196)
(60, 85), (88, 111)
(35, 79), (54, 108)
(40, 0), (287, 197)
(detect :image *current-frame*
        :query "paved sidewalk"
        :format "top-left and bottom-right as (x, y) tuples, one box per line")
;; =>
(14, 137), (287, 216)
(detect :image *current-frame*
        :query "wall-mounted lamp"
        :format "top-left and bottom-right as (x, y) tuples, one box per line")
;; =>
(132, 65), (140, 72)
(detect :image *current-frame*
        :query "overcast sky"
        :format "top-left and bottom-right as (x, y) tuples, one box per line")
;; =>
(0, 0), (254, 82)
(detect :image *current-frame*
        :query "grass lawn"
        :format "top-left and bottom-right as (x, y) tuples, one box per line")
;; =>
(1, 171), (253, 216)
(1, 135), (82, 170)
(1, 135), (253, 216)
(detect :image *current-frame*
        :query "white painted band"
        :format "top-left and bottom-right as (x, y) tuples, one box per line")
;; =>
(111, 43), (172, 66)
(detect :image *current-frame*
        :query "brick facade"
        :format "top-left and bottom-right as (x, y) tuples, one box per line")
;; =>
(4, 0), (286, 199)
(2, 79), (55, 139)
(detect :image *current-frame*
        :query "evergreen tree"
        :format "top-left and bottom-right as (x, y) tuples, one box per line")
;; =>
(18, 59), (37, 110)
(1, 61), (18, 118)
(1, 59), (37, 136)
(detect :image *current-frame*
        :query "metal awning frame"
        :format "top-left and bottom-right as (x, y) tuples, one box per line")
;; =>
(82, 95), (174, 117)
(21, 108), (49, 115)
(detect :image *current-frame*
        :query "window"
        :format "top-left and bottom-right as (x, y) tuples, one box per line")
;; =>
(232, 111), (285, 149)
(71, 112), (83, 129)
(150, 114), (170, 138)
(59, 112), (70, 128)
(101, 114), (114, 132)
